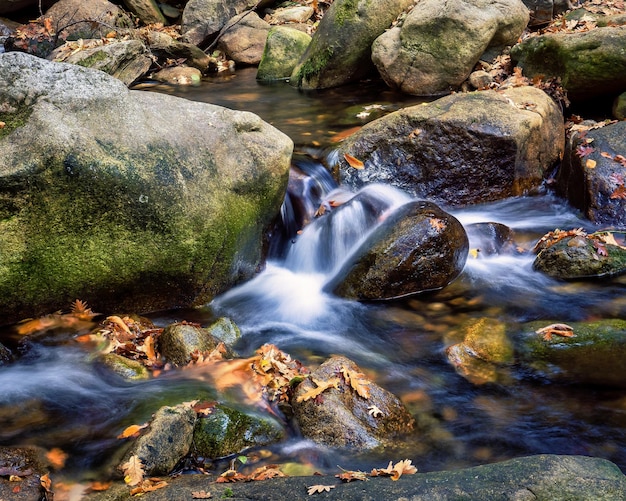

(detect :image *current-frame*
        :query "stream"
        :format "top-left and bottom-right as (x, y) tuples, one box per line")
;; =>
(1, 68), (626, 481)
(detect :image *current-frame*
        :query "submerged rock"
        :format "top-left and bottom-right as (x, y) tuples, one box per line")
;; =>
(192, 404), (284, 459)
(157, 322), (235, 366)
(152, 66), (202, 86)
(292, 355), (415, 449)
(98, 353), (150, 381)
(336, 87), (564, 207)
(0, 51), (292, 324)
(327, 200), (468, 300)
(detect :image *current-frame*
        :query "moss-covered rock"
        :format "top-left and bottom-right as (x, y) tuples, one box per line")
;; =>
(0, 52), (292, 324)
(257, 26), (311, 81)
(192, 404), (285, 459)
(98, 353), (150, 381)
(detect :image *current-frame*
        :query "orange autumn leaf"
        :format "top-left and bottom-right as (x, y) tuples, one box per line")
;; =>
(117, 423), (149, 439)
(344, 153), (364, 170)
(330, 126), (362, 143)
(247, 465), (286, 481)
(46, 448), (68, 469)
(86, 481), (113, 492)
(296, 377), (340, 402)
(340, 367), (370, 399)
(429, 217), (447, 232)
(216, 469), (247, 483)
(40, 473), (52, 493)
(611, 185), (626, 200)
(535, 323), (575, 341)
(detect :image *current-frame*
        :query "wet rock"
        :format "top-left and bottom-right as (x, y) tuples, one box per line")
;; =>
(328, 201), (468, 300)
(465, 222), (516, 256)
(0, 446), (50, 501)
(0, 342), (12, 365)
(216, 11), (270, 66)
(0, 52), (292, 324)
(144, 31), (212, 72)
(49, 39), (153, 86)
(290, 0), (415, 90)
(81, 454), (626, 500)
(614, 92), (626, 120)
(192, 404), (284, 459)
(45, 0), (133, 41)
(372, 0), (529, 96)
(557, 121), (626, 227)
(516, 319), (626, 388)
(533, 233), (626, 279)
(181, 0), (257, 47)
(98, 353), (150, 380)
(257, 26), (311, 81)
(122, 0), (166, 25)
(157, 322), (234, 366)
(152, 66), (202, 86)
(445, 317), (514, 385)
(120, 403), (196, 476)
(206, 316), (241, 346)
(292, 355), (415, 448)
(337, 86), (564, 207)
(511, 26), (626, 102)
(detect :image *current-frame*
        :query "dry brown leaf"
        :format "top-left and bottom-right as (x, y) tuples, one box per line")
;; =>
(535, 323), (575, 341)
(192, 491), (212, 499)
(216, 469), (247, 483)
(248, 465), (286, 481)
(40, 473), (52, 493)
(122, 455), (144, 486)
(429, 217), (447, 232)
(296, 377), (340, 402)
(340, 367), (371, 399)
(336, 470), (368, 482)
(344, 153), (365, 170)
(307, 484), (336, 495)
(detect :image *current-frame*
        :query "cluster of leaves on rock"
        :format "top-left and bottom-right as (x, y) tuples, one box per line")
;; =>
(533, 228), (626, 259)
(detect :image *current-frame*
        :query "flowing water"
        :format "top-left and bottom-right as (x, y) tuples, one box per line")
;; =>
(1, 68), (626, 480)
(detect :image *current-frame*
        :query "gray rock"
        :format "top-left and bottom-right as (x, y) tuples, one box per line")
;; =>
(83, 454), (626, 500)
(119, 403), (196, 476)
(292, 355), (416, 448)
(181, 0), (257, 47)
(0, 52), (292, 323)
(216, 11), (270, 65)
(152, 66), (202, 85)
(290, 0), (415, 90)
(511, 26), (626, 102)
(45, 0), (133, 41)
(337, 86), (563, 207)
(192, 404), (284, 459)
(144, 30), (212, 72)
(523, 0), (575, 26)
(556, 121), (626, 226)
(206, 316), (240, 346)
(157, 323), (233, 366)
(372, 0), (529, 96)
(50, 39), (153, 86)
(257, 26), (311, 81)
(328, 201), (468, 300)
(266, 6), (314, 24)
(121, 0), (166, 25)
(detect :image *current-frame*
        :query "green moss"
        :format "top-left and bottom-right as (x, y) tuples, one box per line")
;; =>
(0, 105), (33, 139)
(334, 0), (358, 27)
(75, 50), (109, 69)
(293, 46), (334, 87)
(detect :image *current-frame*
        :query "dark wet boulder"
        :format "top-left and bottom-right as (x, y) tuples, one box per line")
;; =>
(0, 52), (292, 324)
(290, 0), (415, 90)
(371, 0), (529, 96)
(533, 231), (626, 279)
(192, 404), (285, 459)
(465, 222), (516, 256)
(517, 319), (626, 388)
(336, 87), (564, 207)
(327, 201), (468, 300)
(119, 403), (196, 477)
(0, 446), (51, 501)
(511, 26), (626, 102)
(556, 120), (626, 227)
(292, 355), (415, 449)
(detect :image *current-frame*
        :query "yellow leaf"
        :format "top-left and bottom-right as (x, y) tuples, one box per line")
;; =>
(122, 455), (144, 486)
(296, 377), (340, 402)
(469, 248), (480, 259)
(344, 153), (364, 170)
(117, 423), (148, 439)
(307, 484), (335, 495)
(340, 367), (371, 399)
(586, 158), (596, 169)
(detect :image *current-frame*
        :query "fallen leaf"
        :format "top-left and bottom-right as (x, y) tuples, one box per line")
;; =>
(46, 448), (68, 469)
(248, 465), (286, 481)
(371, 459), (418, 480)
(429, 218), (447, 231)
(117, 423), (149, 439)
(307, 484), (335, 495)
(340, 367), (370, 399)
(216, 469), (247, 483)
(122, 455), (144, 486)
(330, 126), (362, 143)
(535, 323), (575, 341)
(336, 469), (368, 482)
(9, 475), (22, 482)
(469, 248), (480, 259)
(585, 158), (597, 169)
(610, 185), (626, 200)
(40, 473), (52, 493)
(192, 491), (212, 499)
(344, 153), (364, 170)
(368, 405), (383, 418)
(577, 144), (595, 157)
(86, 481), (113, 492)
(0, 121), (5, 129)
(296, 377), (340, 402)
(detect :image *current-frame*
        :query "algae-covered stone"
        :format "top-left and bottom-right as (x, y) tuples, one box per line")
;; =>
(0, 52), (292, 324)
(516, 319), (626, 388)
(153, 66), (202, 86)
(157, 323), (233, 366)
(98, 353), (150, 381)
(192, 404), (285, 458)
(257, 26), (311, 81)
(206, 317), (240, 346)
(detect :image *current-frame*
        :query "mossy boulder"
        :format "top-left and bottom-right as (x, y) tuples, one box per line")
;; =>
(157, 321), (236, 366)
(257, 26), (311, 81)
(98, 353), (150, 381)
(511, 26), (626, 102)
(516, 319), (626, 388)
(336, 87), (564, 207)
(0, 52), (292, 324)
(192, 404), (285, 459)
(290, 0), (415, 89)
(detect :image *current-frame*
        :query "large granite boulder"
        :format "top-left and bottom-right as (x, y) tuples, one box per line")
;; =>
(511, 26), (626, 102)
(556, 120), (626, 227)
(0, 52), (292, 324)
(290, 0), (415, 90)
(181, 0), (257, 47)
(336, 86), (564, 207)
(371, 0), (529, 96)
